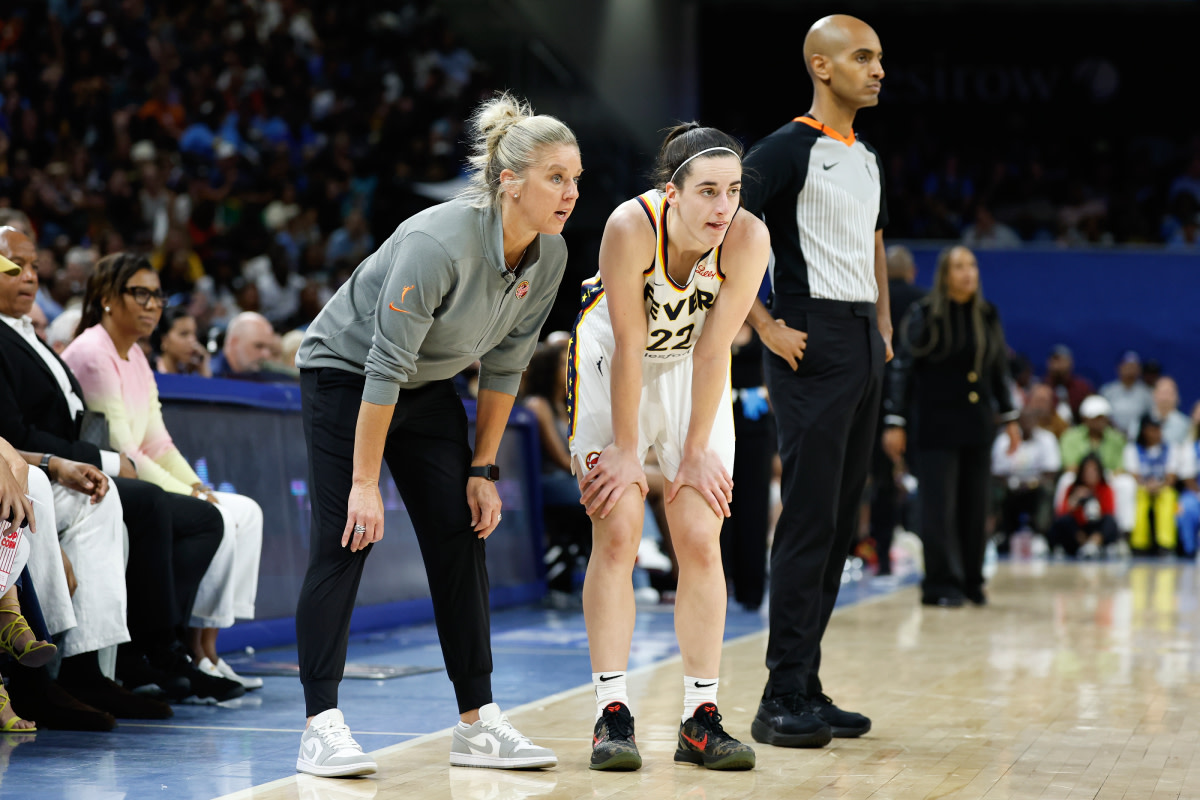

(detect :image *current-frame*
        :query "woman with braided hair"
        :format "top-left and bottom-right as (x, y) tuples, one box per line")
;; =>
(883, 245), (1020, 607)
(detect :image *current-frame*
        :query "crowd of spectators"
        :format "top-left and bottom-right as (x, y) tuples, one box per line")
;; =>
(880, 141), (1200, 248)
(0, 0), (488, 358)
(992, 347), (1200, 558)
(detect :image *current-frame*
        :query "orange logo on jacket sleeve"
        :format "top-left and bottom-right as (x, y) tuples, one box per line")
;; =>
(389, 285), (416, 313)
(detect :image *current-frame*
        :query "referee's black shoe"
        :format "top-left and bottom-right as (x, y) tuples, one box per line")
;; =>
(750, 693), (832, 748)
(809, 693), (871, 738)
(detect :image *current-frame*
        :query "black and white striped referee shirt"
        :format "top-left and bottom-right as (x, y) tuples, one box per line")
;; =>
(743, 115), (887, 303)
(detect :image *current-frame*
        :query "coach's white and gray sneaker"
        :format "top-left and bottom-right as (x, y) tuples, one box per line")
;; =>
(296, 709), (378, 777)
(450, 703), (557, 769)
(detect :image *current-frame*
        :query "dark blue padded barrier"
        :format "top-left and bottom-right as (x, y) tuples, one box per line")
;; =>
(156, 374), (546, 652)
(903, 247), (1200, 409)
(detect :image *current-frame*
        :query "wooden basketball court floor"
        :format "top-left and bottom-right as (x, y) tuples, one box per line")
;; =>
(218, 561), (1200, 800)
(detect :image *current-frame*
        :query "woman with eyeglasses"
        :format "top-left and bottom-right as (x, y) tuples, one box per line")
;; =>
(62, 253), (264, 690)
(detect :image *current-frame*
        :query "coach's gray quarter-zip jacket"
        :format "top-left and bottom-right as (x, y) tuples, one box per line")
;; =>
(297, 198), (567, 405)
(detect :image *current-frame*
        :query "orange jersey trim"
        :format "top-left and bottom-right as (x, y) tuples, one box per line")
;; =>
(793, 115), (856, 147)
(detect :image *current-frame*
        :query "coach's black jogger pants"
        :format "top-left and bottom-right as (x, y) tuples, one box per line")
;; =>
(297, 368), (492, 718)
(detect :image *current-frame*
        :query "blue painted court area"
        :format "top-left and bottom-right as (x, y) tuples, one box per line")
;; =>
(0, 573), (913, 800)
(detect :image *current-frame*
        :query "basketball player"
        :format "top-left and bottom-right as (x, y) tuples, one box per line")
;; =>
(569, 124), (769, 771)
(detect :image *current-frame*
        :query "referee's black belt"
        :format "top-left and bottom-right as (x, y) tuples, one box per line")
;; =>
(773, 296), (876, 318)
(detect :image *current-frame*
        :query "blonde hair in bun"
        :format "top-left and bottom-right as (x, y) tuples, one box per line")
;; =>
(460, 91), (578, 209)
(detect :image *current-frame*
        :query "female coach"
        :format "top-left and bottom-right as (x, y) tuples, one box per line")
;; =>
(293, 92), (581, 778)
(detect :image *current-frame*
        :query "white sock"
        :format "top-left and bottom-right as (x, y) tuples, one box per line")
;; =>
(593, 672), (630, 720)
(683, 675), (719, 723)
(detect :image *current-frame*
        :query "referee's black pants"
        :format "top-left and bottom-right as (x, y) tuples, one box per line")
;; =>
(297, 368), (492, 718)
(763, 298), (885, 701)
(913, 444), (991, 601)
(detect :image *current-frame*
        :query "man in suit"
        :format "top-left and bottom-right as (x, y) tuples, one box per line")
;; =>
(0, 225), (242, 710)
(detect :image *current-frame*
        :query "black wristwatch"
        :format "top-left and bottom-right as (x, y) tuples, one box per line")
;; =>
(39, 453), (53, 475)
(468, 464), (500, 482)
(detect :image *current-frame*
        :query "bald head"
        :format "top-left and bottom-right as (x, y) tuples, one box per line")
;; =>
(802, 15), (884, 109)
(224, 311), (275, 373)
(886, 244), (915, 282)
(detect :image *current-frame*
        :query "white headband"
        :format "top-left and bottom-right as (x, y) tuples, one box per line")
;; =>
(669, 146), (740, 183)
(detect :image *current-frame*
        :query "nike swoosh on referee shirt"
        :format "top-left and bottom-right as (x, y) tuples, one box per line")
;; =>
(823, 162), (839, 170)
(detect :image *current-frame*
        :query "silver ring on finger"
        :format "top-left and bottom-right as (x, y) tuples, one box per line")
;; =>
(353, 524), (367, 533)
(497, 514), (503, 522)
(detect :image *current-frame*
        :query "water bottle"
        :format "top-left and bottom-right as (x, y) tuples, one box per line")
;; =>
(1011, 513), (1034, 560)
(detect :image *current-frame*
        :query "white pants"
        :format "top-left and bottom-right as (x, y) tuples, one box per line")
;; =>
(190, 492), (263, 629)
(25, 468), (130, 658)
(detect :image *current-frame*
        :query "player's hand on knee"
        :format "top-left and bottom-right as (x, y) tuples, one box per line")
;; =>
(467, 477), (503, 539)
(581, 445), (646, 519)
(668, 448), (733, 518)
(762, 318), (807, 371)
(344, 480), (384, 552)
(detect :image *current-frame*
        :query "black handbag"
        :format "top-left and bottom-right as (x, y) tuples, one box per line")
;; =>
(76, 409), (111, 449)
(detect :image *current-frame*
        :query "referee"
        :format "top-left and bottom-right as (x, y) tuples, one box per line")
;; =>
(742, 14), (891, 748)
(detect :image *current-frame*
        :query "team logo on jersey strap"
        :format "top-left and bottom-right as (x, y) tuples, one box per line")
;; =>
(515, 280), (530, 299)
(585, 452), (601, 471)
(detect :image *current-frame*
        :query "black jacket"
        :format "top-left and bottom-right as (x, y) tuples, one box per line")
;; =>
(884, 297), (1017, 449)
(0, 319), (105, 467)
(887, 279), (926, 341)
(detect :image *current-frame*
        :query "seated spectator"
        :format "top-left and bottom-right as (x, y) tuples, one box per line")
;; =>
(1026, 382), (1070, 438)
(1050, 454), (1118, 559)
(1045, 344), (1094, 420)
(1150, 376), (1190, 447)
(9, 437), (172, 730)
(519, 342), (590, 594)
(1142, 358), (1163, 390)
(961, 205), (1022, 248)
(211, 311), (276, 380)
(149, 227), (205, 296)
(324, 209), (374, 266)
(1173, 402), (1200, 556)
(63, 253), (264, 690)
(0, 227), (241, 709)
(1061, 395), (1126, 474)
(151, 306), (212, 377)
(992, 407), (1061, 546)
(43, 308), (81, 354)
(1100, 351), (1153, 437)
(1124, 416), (1178, 554)
(248, 245), (306, 327)
(0, 446), (40, 733)
(279, 329), (305, 370)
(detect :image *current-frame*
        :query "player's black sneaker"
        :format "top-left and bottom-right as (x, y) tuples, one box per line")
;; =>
(674, 702), (756, 770)
(590, 702), (641, 771)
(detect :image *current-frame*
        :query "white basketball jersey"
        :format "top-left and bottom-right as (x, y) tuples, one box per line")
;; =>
(574, 189), (727, 364)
